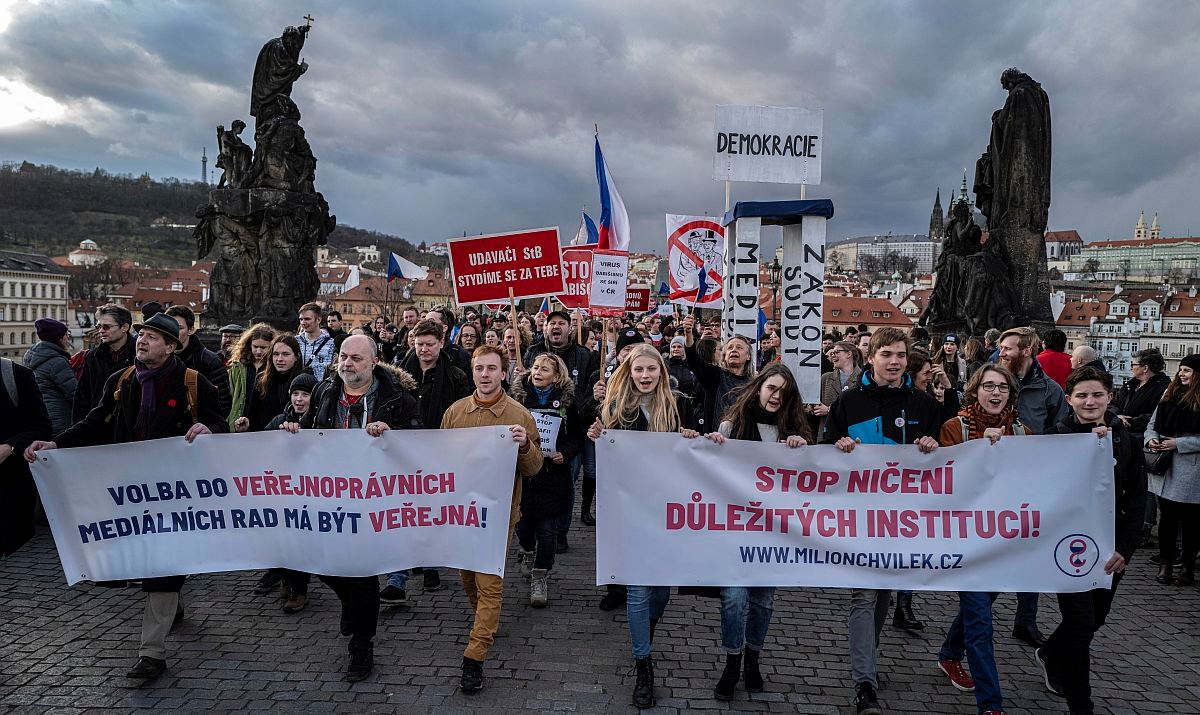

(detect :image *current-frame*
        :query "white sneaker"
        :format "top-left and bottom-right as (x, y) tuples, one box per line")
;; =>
(517, 549), (534, 578)
(530, 569), (549, 608)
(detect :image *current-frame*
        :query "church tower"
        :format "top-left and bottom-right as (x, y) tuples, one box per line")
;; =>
(1135, 211), (1147, 240)
(1151, 212), (1161, 240)
(928, 188), (944, 241)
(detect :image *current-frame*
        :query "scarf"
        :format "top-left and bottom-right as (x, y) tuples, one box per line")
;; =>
(134, 356), (177, 436)
(531, 383), (555, 407)
(957, 401), (1017, 441)
(1154, 393), (1200, 437)
(733, 403), (778, 441)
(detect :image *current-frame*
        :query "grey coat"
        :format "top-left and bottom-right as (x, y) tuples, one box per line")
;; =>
(22, 340), (77, 434)
(1144, 407), (1200, 504)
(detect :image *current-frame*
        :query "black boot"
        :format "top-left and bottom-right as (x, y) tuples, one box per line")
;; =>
(743, 648), (764, 692)
(581, 478), (596, 526)
(714, 652), (742, 700)
(891, 592), (924, 631)
(461, 656), (484, 693)
(633, 656), (655, 709)
(1156, 563), (1174, 584)
(344, 645), (373, 682)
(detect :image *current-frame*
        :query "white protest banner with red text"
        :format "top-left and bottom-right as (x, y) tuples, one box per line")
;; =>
(589, 249), (629, 317)
(557, 246), (593, 310)
(625, 287), (650, 313)
(447, 227), (565, 304)
(32, 428), (517, 585)
(596, 432), (1114, 592)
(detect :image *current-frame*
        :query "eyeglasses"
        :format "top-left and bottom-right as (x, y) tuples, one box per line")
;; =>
(978, 382), (1011, 393)
(1131, 363), (1145, 368)
(97, 323), (120, 331)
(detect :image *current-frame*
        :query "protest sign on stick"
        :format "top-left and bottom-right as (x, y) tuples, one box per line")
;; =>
(666, 214), (724, 306)
(713, 105), (823, 185)
(589, 249), (629, 317)
(447, 227), (565, 305)
(625, 287), (650, 313)
(558, 246), (594, 310)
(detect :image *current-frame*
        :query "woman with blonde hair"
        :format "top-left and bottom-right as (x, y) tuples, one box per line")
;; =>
(226, 323), (276, 430)
(587, 343), (697, 709)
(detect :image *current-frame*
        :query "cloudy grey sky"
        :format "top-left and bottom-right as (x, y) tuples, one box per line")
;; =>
(1, 0), (1197, 253)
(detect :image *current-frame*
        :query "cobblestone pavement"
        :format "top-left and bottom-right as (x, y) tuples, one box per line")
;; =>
(2, 520), (1198, 714)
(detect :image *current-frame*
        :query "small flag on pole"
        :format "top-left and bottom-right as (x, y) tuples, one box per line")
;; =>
(757, 307), (768, 339)
(387, 252), (428, 282)
(573, 212), (600, 245)
(537, 297), (550, 315)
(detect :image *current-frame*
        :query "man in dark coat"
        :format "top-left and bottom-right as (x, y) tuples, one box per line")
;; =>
(73, 303), (136, 422)
(522, 310), (597, 386)
(23, 318), (78, 434)
(287, 334), (422, 682)
(1, 357), (52, 556)
(24, 313), (226, 681)
(166, 306), (232, 418)
(385, 319), (470, 599)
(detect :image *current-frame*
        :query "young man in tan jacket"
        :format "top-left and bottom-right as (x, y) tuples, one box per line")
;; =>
(440, 344), (543, 693)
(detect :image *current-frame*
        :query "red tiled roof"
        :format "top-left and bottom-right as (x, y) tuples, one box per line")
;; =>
(1056, 301), (1108, 326)
(823, 296), (914, 327)
(1088, 236), (1200, 249)
(1045, 230), (1083, 243)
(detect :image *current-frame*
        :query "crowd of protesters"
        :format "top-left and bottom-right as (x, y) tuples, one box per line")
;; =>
(1, 297), (1181, 715)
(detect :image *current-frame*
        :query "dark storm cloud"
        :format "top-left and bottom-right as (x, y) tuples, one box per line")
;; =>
(0, 0), (1196, 249)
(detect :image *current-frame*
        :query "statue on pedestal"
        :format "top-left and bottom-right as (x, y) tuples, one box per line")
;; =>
(195, 19), (335, 328)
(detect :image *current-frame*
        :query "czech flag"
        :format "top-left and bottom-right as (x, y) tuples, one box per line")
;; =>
(594, 136), (629, 252)
(573, 211), (600, 245)
(537, 297), (550, 315)
(387, 252), (428, 282)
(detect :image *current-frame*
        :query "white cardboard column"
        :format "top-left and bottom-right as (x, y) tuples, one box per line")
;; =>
(780, 215), (826, 403)
(728, 216), (761, 368)
(722, 220), (736, 344)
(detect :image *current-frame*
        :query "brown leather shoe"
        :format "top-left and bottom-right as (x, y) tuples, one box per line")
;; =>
(282, 592), (308, 613)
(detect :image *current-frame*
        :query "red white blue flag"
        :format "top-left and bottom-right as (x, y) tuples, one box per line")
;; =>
(594, 136), (629, 252)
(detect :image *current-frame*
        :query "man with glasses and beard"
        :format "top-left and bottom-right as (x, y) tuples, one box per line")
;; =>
(995, 326), (1067, 650)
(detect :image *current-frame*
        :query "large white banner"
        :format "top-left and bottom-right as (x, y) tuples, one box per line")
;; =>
(713, 105), (823, 185)
(666, 214), (724, 307)
(596, 432), (1115, 592)
(32, 428), (517, 585)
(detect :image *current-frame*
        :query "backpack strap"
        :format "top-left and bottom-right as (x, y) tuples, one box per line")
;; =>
(959, 416), (969, 443)
(305, 335), (332, 368)
(0, 357), (16, 407)
(1012, 422), (1027, 436)
(184, 368), (200, 424)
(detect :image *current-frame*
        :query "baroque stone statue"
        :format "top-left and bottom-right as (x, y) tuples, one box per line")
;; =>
(195, 20), (335, 328)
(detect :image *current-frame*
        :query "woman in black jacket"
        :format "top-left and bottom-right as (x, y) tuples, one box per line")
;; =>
(1, 359), (52, 556)
(680, 313), (752, 433)
(1037, 366), (1145, 715)
(243, 335), (304, 433)
(1114, 348), (1171, 546)
(510, 353), (583, 608)
(586, 344), (697, 709)
(703, 363), (811, 701)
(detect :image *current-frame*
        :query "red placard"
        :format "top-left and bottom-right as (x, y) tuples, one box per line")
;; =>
(447, 227), (565, 305)
(625, 287), (650, 312)
(557, 246), (593, 309)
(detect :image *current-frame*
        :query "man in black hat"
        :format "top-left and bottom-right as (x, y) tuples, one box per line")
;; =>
(140, 301), (163, 322)
(25, 312), (227, 682)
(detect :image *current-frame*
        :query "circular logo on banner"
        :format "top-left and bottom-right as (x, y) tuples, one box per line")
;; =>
(1053, 534), (1099, 577)
(894, 417), (906, 428)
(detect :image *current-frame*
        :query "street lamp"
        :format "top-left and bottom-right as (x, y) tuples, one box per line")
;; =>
(768, 257), (782, 321)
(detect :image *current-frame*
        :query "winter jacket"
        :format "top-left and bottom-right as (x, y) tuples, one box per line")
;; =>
(226, 360), (257, 431)
(398, 349), (471, 432)
(510, 376), (584, 518)
(54, 356), (227, 591)
(23, 341), (78, 434)
(822, 370), (943, 446)
(247, 365), (304, 431)
(1144, 404), (1200, 504)
(686, 343), (750, 434)
(1, 360), (52, 556)
(597, 390), (695, 435)
(1036, 349), (1073, 390)
(1051, 413), (1146, 562)
(1113, 371), (1170, 443)
(523, 338), (598, 387)
(1013, 359), (1068, 435)
(178, 337), (232, 419)
(72, 337), (135, 423)
(303, 363), (423, 432)
(266, 404), (305, 432)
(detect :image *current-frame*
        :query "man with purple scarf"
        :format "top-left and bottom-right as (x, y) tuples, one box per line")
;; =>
(25, 312), (227, 681)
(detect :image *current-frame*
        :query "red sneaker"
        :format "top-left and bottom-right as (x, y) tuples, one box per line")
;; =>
(937, 659), (975, 692)
(982, 711), (1007, 715)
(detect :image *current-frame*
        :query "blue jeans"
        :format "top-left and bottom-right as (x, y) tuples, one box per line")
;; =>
(720, 587), (775, 653)
(939, 592), (1002, 714)
(385, 570), (408, 589)
(515, 514), (558, 570)
(627, 585), (672, 658)
(556, 453), (584, 536)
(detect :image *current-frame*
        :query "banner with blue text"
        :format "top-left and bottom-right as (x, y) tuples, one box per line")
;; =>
(32, 427), (517, 585)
